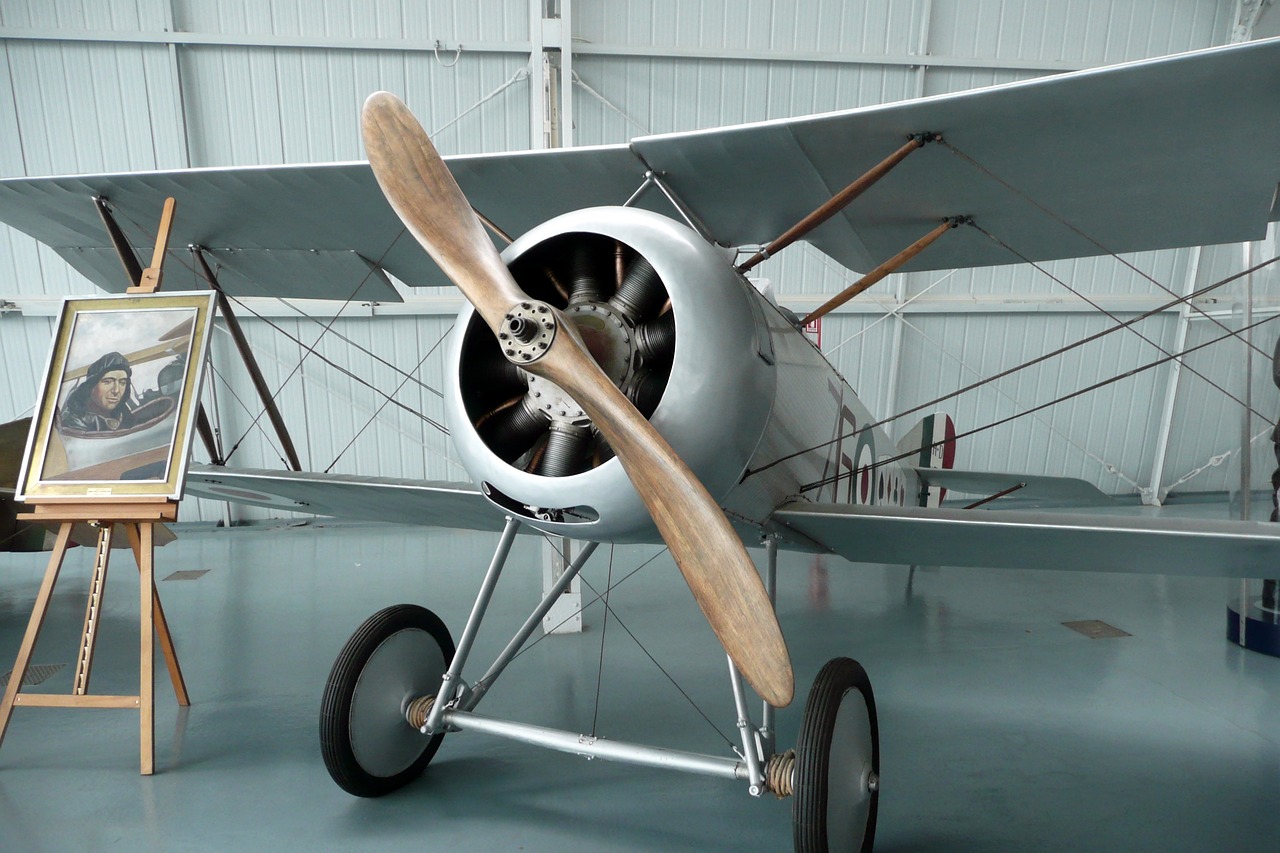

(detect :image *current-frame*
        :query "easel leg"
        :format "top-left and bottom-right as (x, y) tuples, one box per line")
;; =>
(126, 524), (189, 706)
(0, 523), (75, 752)
(136, 522), (155, 776)
(73, 524), (113, 695)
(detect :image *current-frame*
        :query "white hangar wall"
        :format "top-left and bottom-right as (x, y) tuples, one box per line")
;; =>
(0, 0), (1274, 523)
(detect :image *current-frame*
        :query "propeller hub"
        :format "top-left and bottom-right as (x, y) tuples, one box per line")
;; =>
(498, 302), (556, 364)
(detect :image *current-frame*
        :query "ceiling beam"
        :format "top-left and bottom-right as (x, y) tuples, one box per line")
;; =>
(0, 27), (1084, 74)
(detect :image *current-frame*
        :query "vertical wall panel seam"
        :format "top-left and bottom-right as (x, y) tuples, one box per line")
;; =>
(2, 41), (27, 173)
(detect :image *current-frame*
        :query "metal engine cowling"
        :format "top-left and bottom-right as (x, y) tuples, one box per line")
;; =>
(444, 207), (776, 542)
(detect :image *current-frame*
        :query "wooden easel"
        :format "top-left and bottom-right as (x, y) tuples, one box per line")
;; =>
(0, 501), (189, 774)
(0, 198), (189, 775)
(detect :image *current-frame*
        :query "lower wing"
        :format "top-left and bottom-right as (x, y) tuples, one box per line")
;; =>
(772, 502), (1280, 578)
(184, 465), (505, 533)
(183, 463), (1280, 578)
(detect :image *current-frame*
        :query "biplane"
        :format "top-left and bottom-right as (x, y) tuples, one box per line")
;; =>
(2, 36), (1279, 852)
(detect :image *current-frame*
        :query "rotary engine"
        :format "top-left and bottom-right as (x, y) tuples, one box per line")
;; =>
(444, 207), (777, 542)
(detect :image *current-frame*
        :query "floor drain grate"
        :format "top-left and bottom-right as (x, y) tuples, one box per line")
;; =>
(1063, 619), (1131, 639)
(1, 663), (66, 688)
(163, 569), (209, 581)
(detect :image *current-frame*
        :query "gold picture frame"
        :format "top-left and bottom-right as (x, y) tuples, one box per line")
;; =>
(16, 292), (217, 502)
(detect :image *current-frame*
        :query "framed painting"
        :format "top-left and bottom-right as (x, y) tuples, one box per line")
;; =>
(16, 292), (217, 502)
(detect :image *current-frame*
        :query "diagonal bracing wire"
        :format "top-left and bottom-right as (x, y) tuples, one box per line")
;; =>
(223, 293), (450, 436)
(109, 206), (435, 461)
(113, 204), (458, 445)
(468, 535), (736, 748)
(256, 295), (446, 400)
(969, 220), (1270, 423)
(824, 268), (959, 356)
(1164, 424), (1275, 495)
(745, 254), (1280, 483)
(590, 544), (615, 738)
(799, 307), (1280, 494)
(205, 359), (289, 466)
(940, 138), (1272, 361)
(324, 322), (455, 472)
(891, 311), (1146, 493)
(576, 569), (738, 750)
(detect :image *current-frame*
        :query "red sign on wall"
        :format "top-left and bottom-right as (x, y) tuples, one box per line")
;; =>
(803, 316), (822, 348)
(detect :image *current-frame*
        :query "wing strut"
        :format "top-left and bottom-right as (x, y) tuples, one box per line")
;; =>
(93, 196), (223, 465)
(192, 248), (303, 472)
(94, 196), (147, 286)
(737, 132), (937, 273)
(803, 216), (964, 324)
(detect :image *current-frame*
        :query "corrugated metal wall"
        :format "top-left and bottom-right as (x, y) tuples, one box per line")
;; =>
(1, 0), (1273, 522)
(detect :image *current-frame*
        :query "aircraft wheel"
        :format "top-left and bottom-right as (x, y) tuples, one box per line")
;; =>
(320, 603), (455, 797)
(793, 657), (879, 853)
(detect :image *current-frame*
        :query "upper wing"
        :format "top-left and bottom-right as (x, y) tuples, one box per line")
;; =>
(772, 501), (1280, 578)
(634, 36), (1280, 273)
(0, 38), (1276, 297)
(0, 146), (645, 299)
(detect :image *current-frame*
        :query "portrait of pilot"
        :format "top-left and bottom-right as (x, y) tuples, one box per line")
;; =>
(58, 351), (139, 434)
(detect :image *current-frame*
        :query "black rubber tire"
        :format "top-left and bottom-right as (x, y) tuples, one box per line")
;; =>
(793, 657), (879, 853)
(319, 604), (455, 797)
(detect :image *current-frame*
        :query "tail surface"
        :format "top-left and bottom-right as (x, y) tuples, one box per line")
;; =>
(897, 413), (956, 507)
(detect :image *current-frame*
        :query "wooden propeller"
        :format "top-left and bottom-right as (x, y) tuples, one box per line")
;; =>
(361, 91), (793, 708)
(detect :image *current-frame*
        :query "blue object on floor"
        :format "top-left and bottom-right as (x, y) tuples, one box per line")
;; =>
(1226, 601), (1280, 657)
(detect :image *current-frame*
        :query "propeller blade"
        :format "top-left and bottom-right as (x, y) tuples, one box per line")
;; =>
(362, 92), (794, 707)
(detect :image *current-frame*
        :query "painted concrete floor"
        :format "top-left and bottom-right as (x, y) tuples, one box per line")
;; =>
(0, 510), (1277, 852)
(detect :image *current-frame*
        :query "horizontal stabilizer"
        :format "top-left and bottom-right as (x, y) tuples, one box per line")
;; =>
(909, 467), (1113, 506)
(773, 502), (1280, 578)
